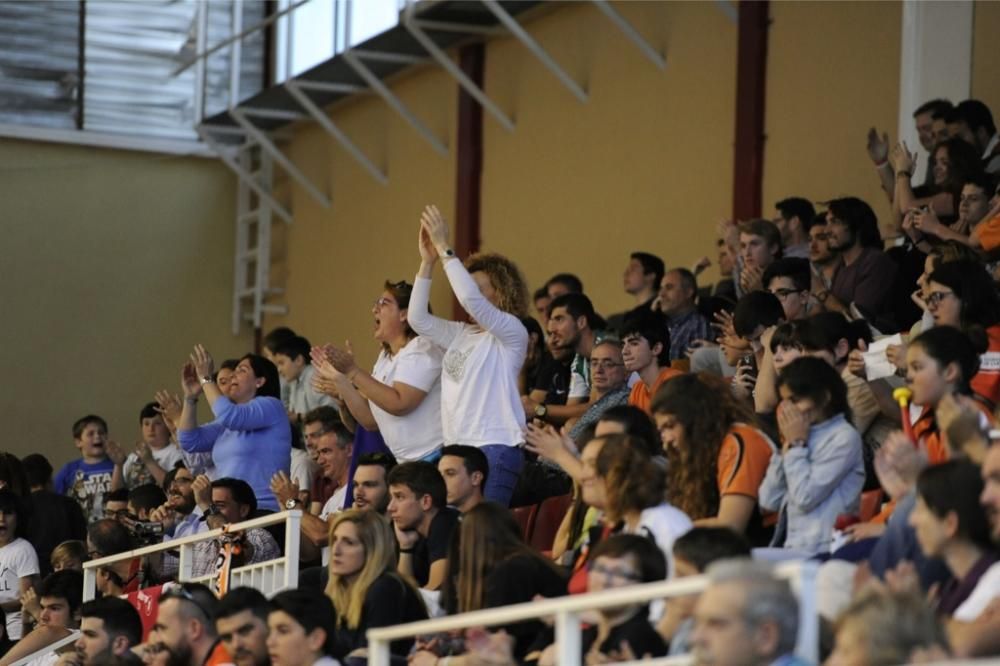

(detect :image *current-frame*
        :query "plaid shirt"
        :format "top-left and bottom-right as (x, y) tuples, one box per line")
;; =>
(667, 310), (711, 360)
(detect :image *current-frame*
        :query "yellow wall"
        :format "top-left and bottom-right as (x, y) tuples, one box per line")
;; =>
(480, 1), (737, 318)
(1, 140), (249, 468)
(762, 1), (901, 226)
(265, 67), (458, 371)
(972, 0), (1000, 114)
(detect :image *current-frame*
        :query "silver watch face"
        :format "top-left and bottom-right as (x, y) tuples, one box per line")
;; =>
(285, 499), (297, 509)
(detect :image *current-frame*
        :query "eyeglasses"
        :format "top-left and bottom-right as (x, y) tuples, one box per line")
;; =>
(588, 563), (642, 581)
(925, 290), (955, 308)
(590, 359), (625, 369)
(374, 297), (397, 308)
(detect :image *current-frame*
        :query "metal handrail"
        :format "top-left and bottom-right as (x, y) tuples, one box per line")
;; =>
(367, 559), (819, 666)
(83, 509), (303, 601)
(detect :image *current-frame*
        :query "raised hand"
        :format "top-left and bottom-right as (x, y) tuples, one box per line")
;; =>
(890, 141), (916, 174)
(846, 339), (868, 379)
(326, 341), (358, 376)
(191, 474), (213, 510)
(418, 219), (438, 263)
(154, 390), (183, 424)
(692, 255), (712, 275)
(866, 127), (890, 164)
(106, 440), (127, 466)
(180, 362), (202, 399)
(420, 204), (451, 253)
(912, 207), (944, 237)
(269, 471), (300, 507)
(190, 344), (215, 379)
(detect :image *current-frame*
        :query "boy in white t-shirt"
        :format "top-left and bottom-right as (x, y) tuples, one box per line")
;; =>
(120, 403), (184, 489)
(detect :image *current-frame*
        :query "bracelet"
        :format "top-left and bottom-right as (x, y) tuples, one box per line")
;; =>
(399, 548), (415, 554)
(185, 397), (199, 404)
(896, 170), (912, 179)
(874, 158), (889, 168)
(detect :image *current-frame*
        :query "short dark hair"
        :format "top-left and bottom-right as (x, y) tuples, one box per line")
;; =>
(954, 99), (997, 137)
(595, 405), (661, 457)
(273, 335), (312, 363)
(775, 197), (816, 232)
(215, 358), (240, 382)
(356, 451), (397, 478)
(545, 273), (584, 295)
(733, 291), (785, 337)
(80, 597), (143, 647)
(73, 415), (108, 440)
(214, 586), (270, 623)
(21, 453), (53, 488)
(796, 312), (872, 361)
(768, 321), (804, 354)
(128, 484), (166, 514)
(672, 527), (752, 572)
(917, 460), (992, 549)
(621, 312), (671, 366)
(262, 327), (297, 354)
(211, 478), (257, 515)
(762, 257), (811, 293)
(0, 491), (27, 539)
(547, 292), (598, 328)
(103, 488), (129, 505)
(161, 583), (219, 632)
(387, 462), (446, 509)
(87, 519), (134, 558)
(161, 463), (188, 493)
(778, 356), (851, 423)
(963, 171), (998, 195)
(440, 445), (489, 488)
(269, 589), (337, 656)
(239, 354), (281, 400)
(139, 402), (161, 422)
(532, 286), (549, 302)
(913, 98), (953, 118)
(302, 406), (342, 432)
(825, 197), (881, 249)
(38, 569), (84, 615)
(630, 252), (666, 290)
(590, 534), (666, 584)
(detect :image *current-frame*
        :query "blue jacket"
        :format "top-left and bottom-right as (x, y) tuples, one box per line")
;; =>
(759, 413), (865, 555)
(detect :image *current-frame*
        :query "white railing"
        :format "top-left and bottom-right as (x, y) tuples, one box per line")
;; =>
(83, 510), (302, 601)
(8, 630), (81, 666)
(367, 559), (819, 666)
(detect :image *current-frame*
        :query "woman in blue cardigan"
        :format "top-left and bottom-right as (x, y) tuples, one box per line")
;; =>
(177, 345), (291, 511)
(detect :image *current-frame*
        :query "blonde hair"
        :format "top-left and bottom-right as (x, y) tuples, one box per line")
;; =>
(51, 540), (87, 571)
(325, 510), (412, 629)
(464, 252), (529, 318)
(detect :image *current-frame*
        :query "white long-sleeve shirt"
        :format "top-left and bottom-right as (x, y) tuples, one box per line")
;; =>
(409, 259), (528, 447)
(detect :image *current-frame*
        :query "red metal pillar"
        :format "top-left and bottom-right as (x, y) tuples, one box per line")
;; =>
(732, 0), (770, 221)
(453, 42), (485, 319)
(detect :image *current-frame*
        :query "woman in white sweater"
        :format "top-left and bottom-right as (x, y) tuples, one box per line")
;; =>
(410, 205), (530, 506)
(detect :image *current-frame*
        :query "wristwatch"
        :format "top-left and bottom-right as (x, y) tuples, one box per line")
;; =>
(199, 376), (214, 385)
(534, 404), (548, 419)
(285, 498), (301, 510)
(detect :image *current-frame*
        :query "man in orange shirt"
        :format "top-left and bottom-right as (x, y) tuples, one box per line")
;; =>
(622, 313), (682, 414)
(151, 583), (232, 666)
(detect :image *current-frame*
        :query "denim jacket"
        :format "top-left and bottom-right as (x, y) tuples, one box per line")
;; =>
(759, 413), (865, 555)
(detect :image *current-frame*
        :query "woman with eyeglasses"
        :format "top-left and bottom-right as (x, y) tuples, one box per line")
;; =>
(922, 259), (1000, 407)
(410, 205), (531, 506)
(312, 280), (444, 463)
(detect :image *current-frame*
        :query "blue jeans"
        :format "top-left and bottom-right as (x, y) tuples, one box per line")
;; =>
(480, 445), (524, 507)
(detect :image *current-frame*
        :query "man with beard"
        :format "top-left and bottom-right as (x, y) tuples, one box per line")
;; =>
(58, 597), (143, 666)
(812, 197), (896, 321)
(151, 583), (229, 666)
(150, 465), (207, 580)
(214, 588), (270, 666)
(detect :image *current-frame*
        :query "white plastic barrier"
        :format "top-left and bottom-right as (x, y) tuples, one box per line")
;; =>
(8, 630), (80, 666)
(367, 559), (820, 666)
(83, 510), (302, 601)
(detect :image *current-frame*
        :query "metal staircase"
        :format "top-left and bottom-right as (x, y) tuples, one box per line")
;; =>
(231, 141), (289, 335)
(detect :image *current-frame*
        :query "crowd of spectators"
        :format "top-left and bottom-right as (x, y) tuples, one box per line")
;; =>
(4, 96), (1000, 666)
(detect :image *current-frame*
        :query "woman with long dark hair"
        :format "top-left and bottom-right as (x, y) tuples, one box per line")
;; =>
(759, 356), (865, 555)
(313, 279), (444, 462)
(176, 347), (290, 510)
(651, 373), (776, 544)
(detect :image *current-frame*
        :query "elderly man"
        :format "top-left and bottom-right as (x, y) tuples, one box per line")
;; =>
(691, 560), (807, 666)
